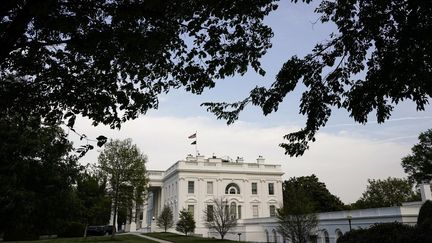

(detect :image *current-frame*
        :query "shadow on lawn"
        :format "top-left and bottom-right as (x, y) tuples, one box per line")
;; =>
(145, 232), (243, 243)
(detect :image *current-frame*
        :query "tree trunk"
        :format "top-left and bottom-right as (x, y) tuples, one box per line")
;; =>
(83, 223), (88, 239)
(112, 175), (120, 238)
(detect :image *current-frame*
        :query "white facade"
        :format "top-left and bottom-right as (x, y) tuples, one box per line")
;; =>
(131, 155), (430, 242)
(141, 154), (284, 238)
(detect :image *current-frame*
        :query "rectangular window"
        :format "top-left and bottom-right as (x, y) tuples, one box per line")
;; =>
(252, 205), (259, 218)
(268, 183), (274, 195)
(269, 205), (276, 217)
(188, 181), (194, 194)
(207, 181), (213, 194)
(188, 205), (195, 217)
(238, 205), (242, 219)
(252, 182), (257, 195)
(207, 205), (214, 221)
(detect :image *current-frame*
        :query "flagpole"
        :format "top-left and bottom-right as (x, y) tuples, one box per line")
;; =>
(195, 130), (198, 156)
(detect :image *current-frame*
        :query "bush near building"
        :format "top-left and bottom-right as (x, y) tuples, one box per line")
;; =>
(338, 201), (432, 243)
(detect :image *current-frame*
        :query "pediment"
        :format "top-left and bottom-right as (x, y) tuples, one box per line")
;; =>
(185, 197), (198, 203)
(267, 199), (278, 204)
(249, 198), (261, 203)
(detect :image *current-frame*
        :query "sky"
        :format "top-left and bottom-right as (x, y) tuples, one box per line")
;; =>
(70, 1), (432, 204)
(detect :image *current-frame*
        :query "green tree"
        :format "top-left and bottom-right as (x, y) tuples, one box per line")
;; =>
(204, 1), (432, 156)
(0, 0), (275, 131)
(0, 114), (81, 240)
(337, 222), (417, 243)
(203, 198), (237, 240)
(417, 200), (432, 231)
(157, 205), (174, 232)
(76, 171), (111, 238)
(401, 129), (432, 184)
(352, 177), (420, 209)
(98, 139), (148, 237)
(282, 175), (345, 212)
(277, 186), (317, 243)
(176, 209), (196, 236)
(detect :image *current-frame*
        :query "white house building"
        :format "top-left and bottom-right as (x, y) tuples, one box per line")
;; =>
(117, 154), (432, 243)
(142, 154), (284, 239)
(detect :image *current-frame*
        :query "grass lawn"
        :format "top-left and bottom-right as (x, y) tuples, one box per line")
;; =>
(9, 235), (157, 243)
(145, 232), (243, 243)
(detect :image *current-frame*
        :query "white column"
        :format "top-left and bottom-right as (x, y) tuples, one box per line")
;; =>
(109, 201), (115, 225)
(420, 181), (432, 202)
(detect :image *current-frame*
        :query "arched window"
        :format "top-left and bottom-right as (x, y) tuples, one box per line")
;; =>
(230, 202), (237, 219)
(225, 183), (240, 194)
(335, 229), (343, 240)
(272, 229), (277, 243)
(265, 230), (269, 243)
(323, 230), (330, 243)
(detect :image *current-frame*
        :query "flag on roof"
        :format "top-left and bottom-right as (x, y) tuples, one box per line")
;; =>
(188, 133), (196, 139)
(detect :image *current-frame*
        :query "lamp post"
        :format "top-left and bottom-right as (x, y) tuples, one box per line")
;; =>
(149, 216), (155, 233)
(347, 215), (352, 231)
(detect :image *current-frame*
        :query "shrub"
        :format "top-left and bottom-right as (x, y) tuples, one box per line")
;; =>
(59, 222), (86, 238)
(337, 222), (415, 243)
(418, 200), (432, 230)
(176, 209), (195, 236)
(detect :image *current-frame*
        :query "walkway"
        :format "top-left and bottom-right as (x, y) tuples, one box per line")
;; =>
(126, 232), (173, 243)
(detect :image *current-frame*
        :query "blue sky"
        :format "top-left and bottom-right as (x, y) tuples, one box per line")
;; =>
(72, 1), (432, 203)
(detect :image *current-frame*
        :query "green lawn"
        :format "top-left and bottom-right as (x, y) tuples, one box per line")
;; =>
(9, 235), (157, 243)
(145, 232), (242, 243)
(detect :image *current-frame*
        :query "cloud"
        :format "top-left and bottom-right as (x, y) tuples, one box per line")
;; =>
(70, 115), (411, 204)
(326, 116), (432, 128)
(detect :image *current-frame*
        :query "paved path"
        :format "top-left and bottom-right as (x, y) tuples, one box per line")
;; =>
(126, 232), (173, 243)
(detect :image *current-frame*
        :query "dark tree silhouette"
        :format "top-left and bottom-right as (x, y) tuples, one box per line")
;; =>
(402, 129), (432, 184)
(204, 1), (432, 156)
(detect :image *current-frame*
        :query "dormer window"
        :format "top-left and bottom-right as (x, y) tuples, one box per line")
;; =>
(225, 183), (240, 194)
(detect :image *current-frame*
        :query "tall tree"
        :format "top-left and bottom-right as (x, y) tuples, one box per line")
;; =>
(0, 113), (81, 240)
(204, 1), (432, 156)
(352, 177), (420, 209)
(76, 170), (111, 238)
(203, 198), (237, 240)
(277, 185), (317, 243)
(401, 129), (432, 184)
(98, 139), (148, 238)
(282, 175), (345, 212)
(176, 209), (196, 236)
(0, 0), (276, 131)
(156, 205), (174, 232)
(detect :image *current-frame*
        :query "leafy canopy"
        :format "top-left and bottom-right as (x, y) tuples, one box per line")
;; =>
(277, 181), (317, 243)
(282, 175), (345, 212)
(98, 138), (148, 237)
(417, 200), (432, 231)
(76, 171), (111, 231)
(352, 177), (419, 209)
(0, 0), (276, 130)
(402, 129), (432, 184)
(204, 0), (432, 156)
(0, 113), (81, 240)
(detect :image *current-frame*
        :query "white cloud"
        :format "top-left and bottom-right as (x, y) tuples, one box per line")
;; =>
(70, 115), (411, 204)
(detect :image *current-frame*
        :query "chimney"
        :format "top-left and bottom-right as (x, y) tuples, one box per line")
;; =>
(420, 181), (432, 202)
(257, 155), (265, 164)
(196, 153), (205, 162)
(186, 154), (195, 161)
